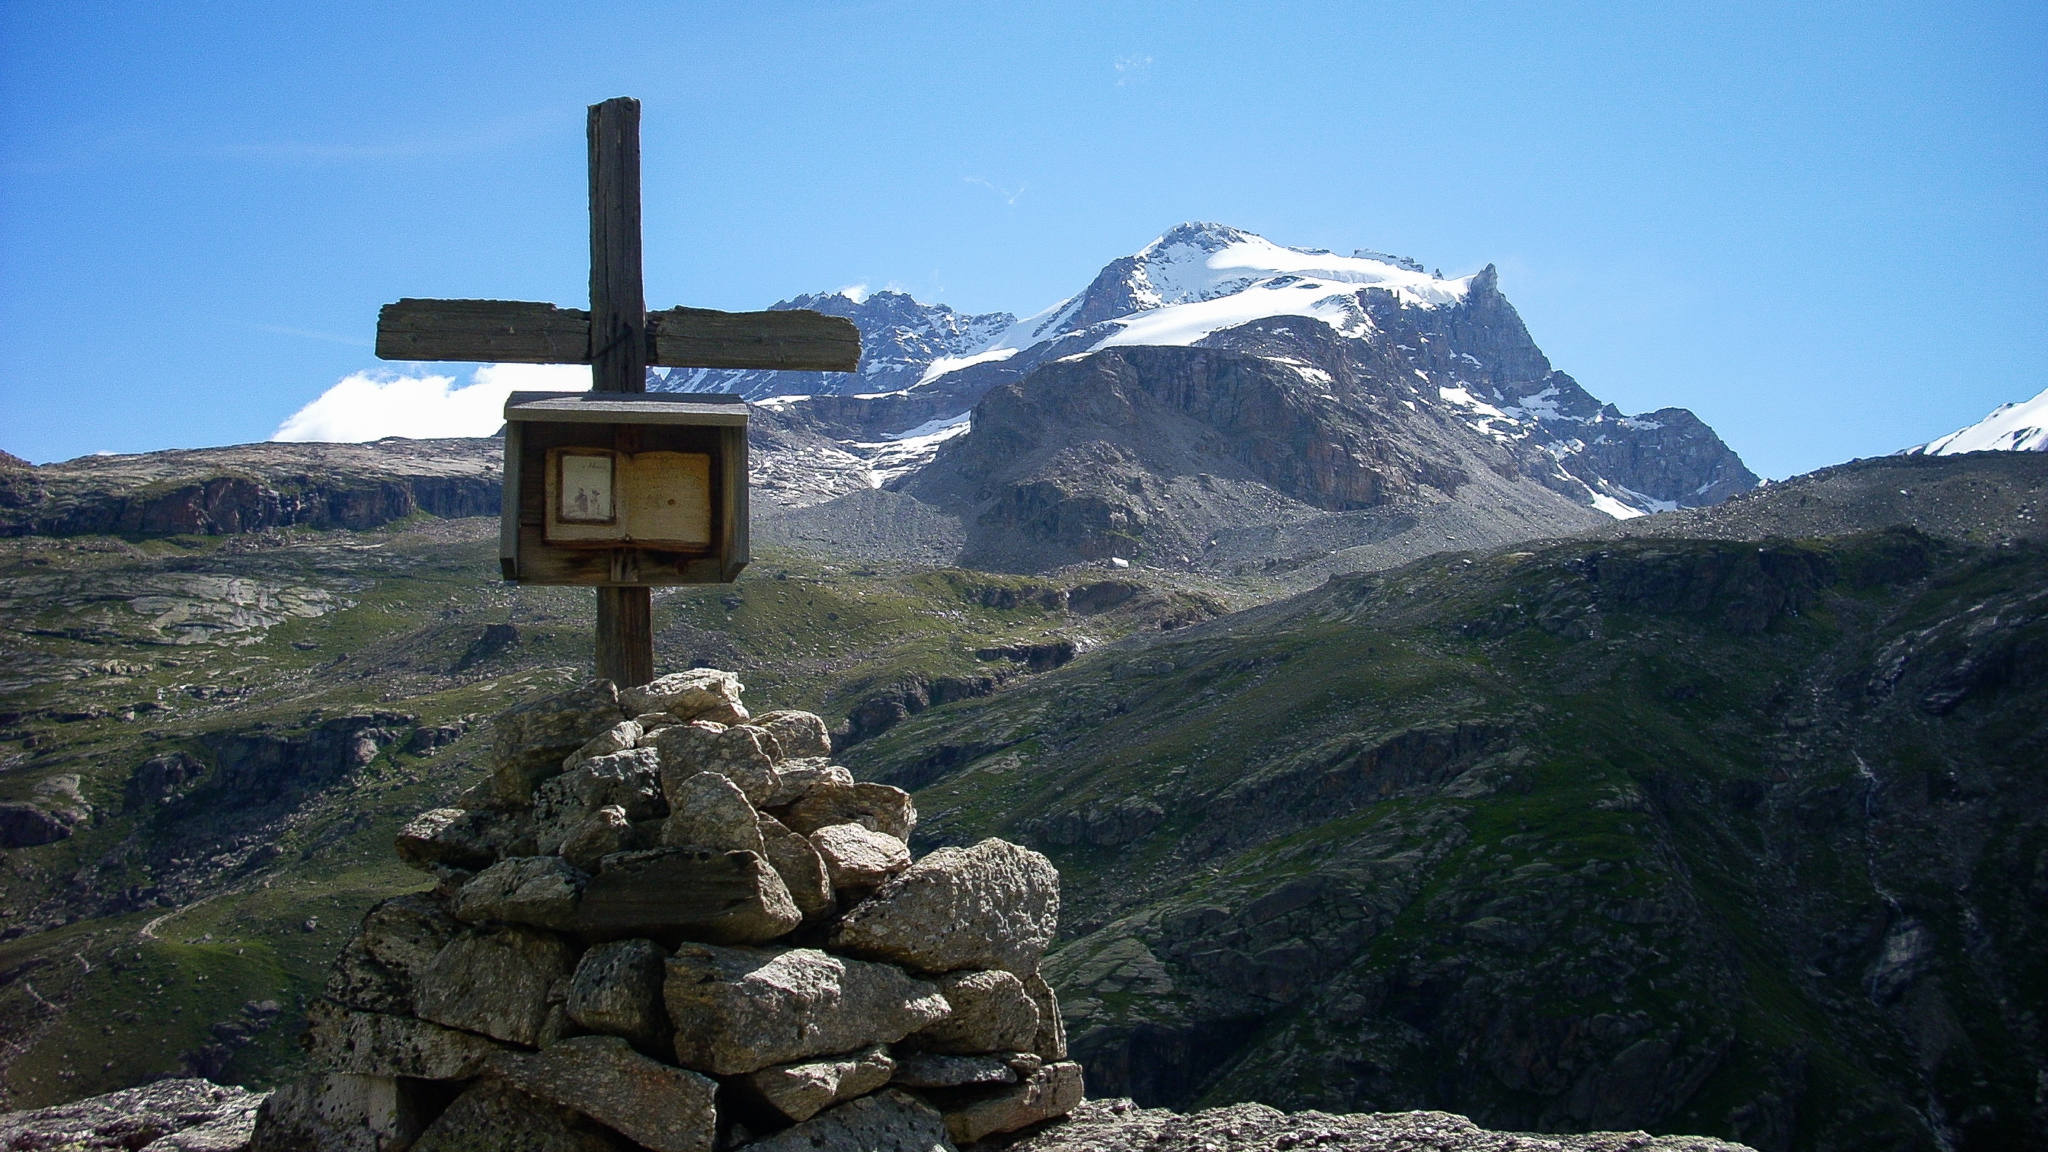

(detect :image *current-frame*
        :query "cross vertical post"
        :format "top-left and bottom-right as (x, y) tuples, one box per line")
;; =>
(587, 97), (655, 688)
(374, 96), (860, 693)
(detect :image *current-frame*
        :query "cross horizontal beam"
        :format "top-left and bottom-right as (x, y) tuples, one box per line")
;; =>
(375, 298), (861, 371)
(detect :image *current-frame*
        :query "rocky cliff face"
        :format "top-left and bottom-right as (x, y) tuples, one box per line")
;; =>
(0, 439), (502, 538)
(899, 343), (1537, 571)
(855, 225), (1759, 572)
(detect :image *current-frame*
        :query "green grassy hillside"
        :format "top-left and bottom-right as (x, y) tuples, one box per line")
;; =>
(843, 529), (2047, 1152)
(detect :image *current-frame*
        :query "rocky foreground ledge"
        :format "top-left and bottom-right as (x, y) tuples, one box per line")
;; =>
(0, 1086), (1757, 1152)
(996, 1099), (1756, 1152)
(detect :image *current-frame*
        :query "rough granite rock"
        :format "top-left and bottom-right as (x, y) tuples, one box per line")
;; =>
(395, 807), (504, 871)
(248, 1072), (426, 1152)
(1022, 972), (1067, 1060)
(566, 938), (672, 1054)
(534, 748), (666, 853)
(782, 780), (917, 841)
(305, 1000), (514, 1078)
(935, 1060), (1087, 1144)
(892, 1051), (1035, 1089)
(490, 680), (628, 807)
(834, 839), (1059, 976)
(759, 812), (836, 920)
(453, 856), (589, 931)
(411, 1080), (630, 1152)
(754, 709), (833, 760)
(661, 770), (768, 854)
(359, 895), (461, 987)
(745, 1044), (898, 1123)
(325, 933), (412, 1015)
(913, 969), (1041, 1054)
(663, 943), (951, 1074)
(562, 719), (643, 768)
(575, 847), (800, 943)
(0, 1078), (267, 1152)
(620, 668), (749, 725)
(413, 925), (577, 1047)
(560, 804), (634, 873)
(741, 1089), (956, 1152)
(654, 722), (781, 807)
(494, 1035), (717, 1152)
(995, 1099), (1760, 1152)
(766, 757), (855, 807)
(811, 823), (912, 892)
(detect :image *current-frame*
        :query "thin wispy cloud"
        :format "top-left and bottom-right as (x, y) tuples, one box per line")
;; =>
(1114, 54), (1154, 86)
(965, 176), (1026, 206)
(272, 363), (589, 442)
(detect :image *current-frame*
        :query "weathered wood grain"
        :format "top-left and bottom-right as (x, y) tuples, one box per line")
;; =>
(647, 308), (859, 371)
(589, 96), (646, 397)
(597, 586), (653, 687)
(381, 303), (855, 371)
(588, 97), (652, 685)
(376, 299), (590, 363)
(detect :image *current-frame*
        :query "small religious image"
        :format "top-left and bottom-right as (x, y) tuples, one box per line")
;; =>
(558, 452), (615, 523)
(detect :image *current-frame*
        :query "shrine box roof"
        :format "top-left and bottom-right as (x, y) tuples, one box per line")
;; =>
(499, 390), (749, 587)
(503, 390), (749, 426)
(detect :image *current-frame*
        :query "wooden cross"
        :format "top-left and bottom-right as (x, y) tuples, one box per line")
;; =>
(375, 97), (858, 688)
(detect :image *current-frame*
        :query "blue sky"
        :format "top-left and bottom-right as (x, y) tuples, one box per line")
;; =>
(2, 0), (2042, 478)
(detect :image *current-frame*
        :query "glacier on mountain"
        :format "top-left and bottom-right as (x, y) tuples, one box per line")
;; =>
(1907, 385), (2048, 455)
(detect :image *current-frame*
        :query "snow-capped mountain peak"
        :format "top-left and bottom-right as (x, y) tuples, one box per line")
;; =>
(652, 288), (1014, 401)
(1130, 221), (1469, 310)
(667, 222), (1754, 526)
(986, 222), (1473, 355)
(1907, 385), (2048, 455)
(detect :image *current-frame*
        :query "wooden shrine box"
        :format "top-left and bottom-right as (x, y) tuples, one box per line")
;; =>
(501, 390), (748, 585)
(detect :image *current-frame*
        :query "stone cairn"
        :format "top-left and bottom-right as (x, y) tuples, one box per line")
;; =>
(252, 670), (1081, 1152)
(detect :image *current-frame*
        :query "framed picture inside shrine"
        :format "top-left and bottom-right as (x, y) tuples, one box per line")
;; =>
(500, 390), (749, 586)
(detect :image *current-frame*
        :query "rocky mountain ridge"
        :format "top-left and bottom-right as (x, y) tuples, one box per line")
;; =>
(0, 439), (500, 538)
(655, 289), (1014, 402)
(2, 224), (1759, 578)
(671, 223), (1758, 525)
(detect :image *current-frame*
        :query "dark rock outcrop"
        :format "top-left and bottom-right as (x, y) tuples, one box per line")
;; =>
(0, 1077), (266, 1150)
(0, 438), (502, 538)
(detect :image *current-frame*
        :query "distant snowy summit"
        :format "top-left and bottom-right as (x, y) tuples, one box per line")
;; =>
(660, 222), (1477, 403)
(653, 289), (1014, 401)
(1905, 386), (2048, 456)
(987, 221), (1473, 354)
(665, 221), (1757, 519)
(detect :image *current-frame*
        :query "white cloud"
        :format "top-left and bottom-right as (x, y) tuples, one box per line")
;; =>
(1114, 54), (1153, 85)
(838, 283), (872, 303)
(271, 363), (591, 442)
(964, 176), (1026, 206)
